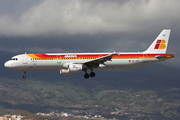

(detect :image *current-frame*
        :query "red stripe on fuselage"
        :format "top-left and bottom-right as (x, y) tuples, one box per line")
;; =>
(32, 53), (167, 59)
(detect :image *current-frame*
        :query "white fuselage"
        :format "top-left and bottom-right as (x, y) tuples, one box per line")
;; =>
(4, 52), (168, 71)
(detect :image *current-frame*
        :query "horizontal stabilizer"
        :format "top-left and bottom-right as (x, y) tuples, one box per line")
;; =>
(155, 54), (175, 59)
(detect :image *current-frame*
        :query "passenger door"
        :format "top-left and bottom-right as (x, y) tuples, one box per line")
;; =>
(57, 55), (61, 64)
(23, 55), (28, 64)
(143, 54), (148, 63)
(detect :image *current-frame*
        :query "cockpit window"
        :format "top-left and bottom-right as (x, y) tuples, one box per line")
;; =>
(11, 58), (18, 61)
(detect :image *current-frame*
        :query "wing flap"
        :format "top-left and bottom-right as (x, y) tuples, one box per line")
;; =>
(83, 52), (119, 68)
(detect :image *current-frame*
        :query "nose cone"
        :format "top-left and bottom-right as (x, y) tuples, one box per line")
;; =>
(4, 61), (11, 68)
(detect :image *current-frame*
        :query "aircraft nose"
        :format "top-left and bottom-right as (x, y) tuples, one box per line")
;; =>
(4, 61), (11, 68)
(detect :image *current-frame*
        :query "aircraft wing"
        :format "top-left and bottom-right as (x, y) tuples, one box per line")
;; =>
(155, 54), (174, 59)
(83, 52), (119, 68)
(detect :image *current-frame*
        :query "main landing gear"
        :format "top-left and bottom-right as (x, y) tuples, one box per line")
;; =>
(22, 71), (26, 79)
(84, 71), (95, 79)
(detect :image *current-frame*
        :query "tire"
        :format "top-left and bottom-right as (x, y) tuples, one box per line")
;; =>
(84, 73), (89, 79)
(23, 75), (26, 79)
(90, 72), (95, 77)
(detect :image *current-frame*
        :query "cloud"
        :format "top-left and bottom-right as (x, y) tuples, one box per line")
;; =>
(0, 0), (179, 68)
(0, 0), (180, 37)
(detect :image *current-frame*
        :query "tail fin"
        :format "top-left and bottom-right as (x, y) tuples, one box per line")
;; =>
(144, 29), (171, 53)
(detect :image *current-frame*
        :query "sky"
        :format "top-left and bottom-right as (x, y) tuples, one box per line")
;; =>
(0, 0), (180, 68)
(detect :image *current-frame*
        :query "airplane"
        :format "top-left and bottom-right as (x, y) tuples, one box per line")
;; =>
(4, 29), (174, 79)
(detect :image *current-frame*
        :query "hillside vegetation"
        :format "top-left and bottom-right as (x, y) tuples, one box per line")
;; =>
(0, 106), (10, 116)
(0, 64), (180, 119)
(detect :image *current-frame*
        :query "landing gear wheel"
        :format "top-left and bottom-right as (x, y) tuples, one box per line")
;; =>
(90, 72), (95, 77)
(23, 71), (26, 79)
(23, 75), (26, 79)
(84, 73), (89, 79)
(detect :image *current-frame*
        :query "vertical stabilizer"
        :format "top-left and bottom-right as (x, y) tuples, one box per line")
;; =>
(144, 29), (171, 53)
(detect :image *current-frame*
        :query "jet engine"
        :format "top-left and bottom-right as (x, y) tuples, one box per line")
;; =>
(60, 64), (83, 75)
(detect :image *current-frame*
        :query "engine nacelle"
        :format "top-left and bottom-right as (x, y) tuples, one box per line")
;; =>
(60, 64), (83, 75)
(69, 64), (83, 72)
(60, 69), (72, 75)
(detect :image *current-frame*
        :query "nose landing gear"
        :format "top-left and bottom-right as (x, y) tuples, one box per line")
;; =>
(23, 71), (26, 79)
